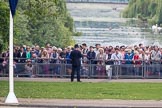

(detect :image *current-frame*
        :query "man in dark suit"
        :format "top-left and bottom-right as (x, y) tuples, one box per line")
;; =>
(70, 44), (82, 82)
(17, 47), (26, 63)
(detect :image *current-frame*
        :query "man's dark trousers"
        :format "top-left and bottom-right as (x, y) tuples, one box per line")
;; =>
(71, 66), (80, 82)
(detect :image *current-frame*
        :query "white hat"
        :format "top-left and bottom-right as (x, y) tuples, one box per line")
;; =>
(57, 48), (62, 51)
(52, 46), (57, 50)
(125, 49), (130, 52)
(23, 45), (26, 48)
(128, 49), (131, 53)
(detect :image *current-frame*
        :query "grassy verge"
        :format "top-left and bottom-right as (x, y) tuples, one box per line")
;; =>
(0, 81), (162, 100)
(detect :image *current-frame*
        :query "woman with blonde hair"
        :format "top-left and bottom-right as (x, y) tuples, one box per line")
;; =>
(41, 50), (49, 62)
(96, 48), (106, 78)
(41, 50), (50, 75)
(133, 51), (141, 76)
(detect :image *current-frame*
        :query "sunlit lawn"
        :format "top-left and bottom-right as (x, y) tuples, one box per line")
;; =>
(0, 81), (162, 100)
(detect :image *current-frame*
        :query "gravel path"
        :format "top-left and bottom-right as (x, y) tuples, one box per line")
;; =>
(1, 77), (162, 83)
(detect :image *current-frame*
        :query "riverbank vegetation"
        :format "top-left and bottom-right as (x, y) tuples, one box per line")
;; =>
(0, 0), (74, 52)
(123, 0), (162, 26)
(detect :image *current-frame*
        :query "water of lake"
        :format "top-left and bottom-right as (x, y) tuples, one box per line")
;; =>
(67, 3), (162, 47)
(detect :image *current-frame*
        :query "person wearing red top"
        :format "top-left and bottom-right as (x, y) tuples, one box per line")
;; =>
(133, 51), (141, 76)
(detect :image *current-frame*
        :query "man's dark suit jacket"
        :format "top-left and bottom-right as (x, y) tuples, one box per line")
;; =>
(70, 50), (82, 67)
(17, 51), (26, 63)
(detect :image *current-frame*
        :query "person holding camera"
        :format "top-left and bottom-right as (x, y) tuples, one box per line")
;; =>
(25, 59), (34, 77)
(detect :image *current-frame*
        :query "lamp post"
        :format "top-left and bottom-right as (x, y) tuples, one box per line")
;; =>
(5, 0), (18, 104)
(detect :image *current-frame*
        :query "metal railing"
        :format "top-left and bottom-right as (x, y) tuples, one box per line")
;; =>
(0, 58), (162, 79)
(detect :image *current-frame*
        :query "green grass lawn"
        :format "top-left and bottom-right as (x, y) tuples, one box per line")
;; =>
(0, 81), (162, 100)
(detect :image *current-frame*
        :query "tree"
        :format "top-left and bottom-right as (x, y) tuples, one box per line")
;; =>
(0, 2), (9, 52)
(156, 0), (162, 25)
(123, 0), (162, 25)
(0, 0), (74, 52)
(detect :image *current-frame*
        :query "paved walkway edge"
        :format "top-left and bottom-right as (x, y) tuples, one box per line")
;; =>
(1, 98), (162, 108)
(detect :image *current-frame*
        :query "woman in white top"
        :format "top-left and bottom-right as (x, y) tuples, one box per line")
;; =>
(144, 51), (150, 63)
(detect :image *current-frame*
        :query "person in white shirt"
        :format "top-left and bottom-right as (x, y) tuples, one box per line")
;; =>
(111, 48), (122, 65)
(144, 51), (150, 63)
(151, 46), (161, 75)
(111, 48), (122, 78)
(144, 51), (151, 77)
(94, 44), (101, 56)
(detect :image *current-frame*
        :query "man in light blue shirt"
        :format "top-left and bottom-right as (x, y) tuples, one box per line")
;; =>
(111, 48), (122, 78)
(111, 48), (122, 65)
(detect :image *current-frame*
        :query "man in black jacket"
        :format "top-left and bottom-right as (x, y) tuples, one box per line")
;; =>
(70, 44), (82, 82)
(17, 47), (26, 63)
(87, 46), (96, 64)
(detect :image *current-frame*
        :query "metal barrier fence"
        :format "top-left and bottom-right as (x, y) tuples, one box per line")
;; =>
(0, 58), (162, 79)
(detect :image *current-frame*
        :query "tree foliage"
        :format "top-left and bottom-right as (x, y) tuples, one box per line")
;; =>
(0, 0), (74, 52)
(123, 0), (162, 25)
(0, 1), (9, 52)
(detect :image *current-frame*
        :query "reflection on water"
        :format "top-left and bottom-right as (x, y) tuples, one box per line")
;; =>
(67, 3), (162, 47)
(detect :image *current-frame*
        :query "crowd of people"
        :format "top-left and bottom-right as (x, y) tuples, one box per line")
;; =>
(0, 43), (162, 78)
